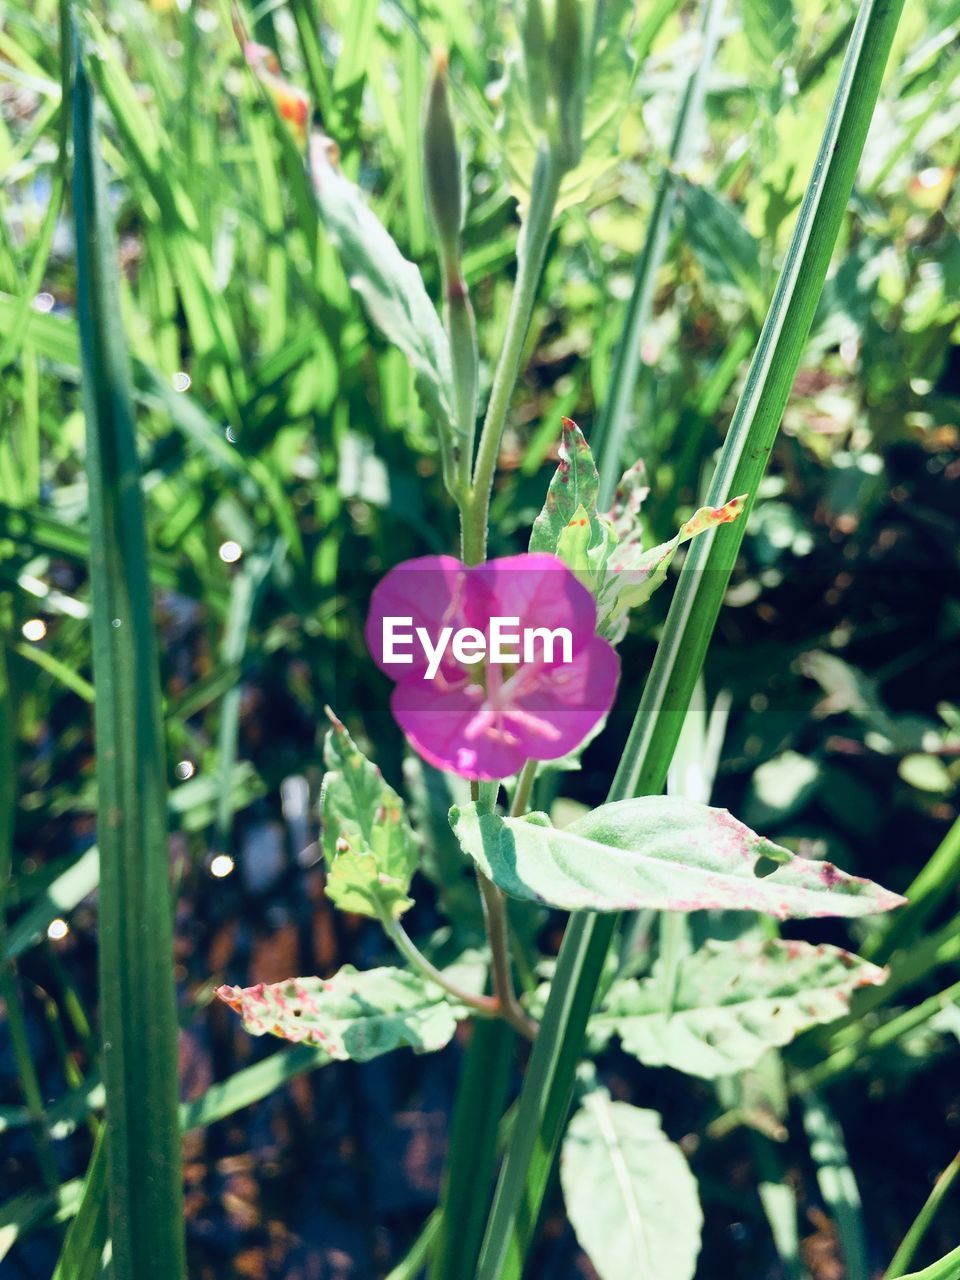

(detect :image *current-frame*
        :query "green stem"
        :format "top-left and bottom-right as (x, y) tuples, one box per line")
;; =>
(387, 1211), (441, 1280)
(794, 978), (960, 1094)
(477, 872), (538, 1041)
(379, 911), (499, 1016)
(510, 760), (538, 817)
(0, 968), (61, 1192)
(886, 1149), (960, 1279)
(864, 814), (960, 964)
(462, 142), (562, 564)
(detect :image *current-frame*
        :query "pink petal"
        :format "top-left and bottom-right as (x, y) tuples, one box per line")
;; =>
(465, 554), (598, 660)
(391, 678), (529, 781)
(365, 554), (468, 680)
(509, 635), (620, 760)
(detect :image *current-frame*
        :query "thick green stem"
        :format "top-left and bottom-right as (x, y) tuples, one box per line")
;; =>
(462, 143), (562, 564)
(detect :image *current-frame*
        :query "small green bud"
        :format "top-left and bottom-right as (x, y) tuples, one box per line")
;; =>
(422, 49), (462, 267)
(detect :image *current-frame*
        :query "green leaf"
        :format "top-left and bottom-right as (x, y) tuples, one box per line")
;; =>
(529, 417), (617, 588)
(309, 141), (461, 489)
(450, 797), (905, 918)
(51, 1128), (108, 1280)
(526, 423), (744, 640)
(529, 417), (604, 554)
(742, 0), (797, 70)
(596, 493), (748, 637)
(73, 41), (186, 1280)
(676, 178), (764, 313)
(501, 0), (637, 212)
(325, 850), (416, 920)
(320, 713), (418, 919)
(898, 1244), (960, 1280)
(744, 751), (822, 828)
(802, 1095), (867, 1280)
(593, 938), (889, 1078)
(216, 966), (465, 1062)
(560, 1091), (702, 1280)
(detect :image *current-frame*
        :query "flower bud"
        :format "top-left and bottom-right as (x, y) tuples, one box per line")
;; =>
(422, 50), (462, 267)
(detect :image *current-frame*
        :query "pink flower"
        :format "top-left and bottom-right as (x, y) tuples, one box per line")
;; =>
(365, 553), (619, 780)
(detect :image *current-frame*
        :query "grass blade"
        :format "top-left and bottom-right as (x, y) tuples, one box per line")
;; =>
(886, 1149), (960, 1279)
(801, 1094), (867, 1280)
(593, 0), (727, 506)
(51, 1129), (108, 1280)
(865, 814), (960, 964)
(897, 1245), (960, 1280)
(475, 2), (907, 1274)
(428, 1020), (516, 1280)
(72, 36), (186, 1280)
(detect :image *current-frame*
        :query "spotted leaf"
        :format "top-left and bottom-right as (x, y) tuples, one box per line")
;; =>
(449, 797), (906, 919)
(529, 418), (616, 592)
(216, 966), (464, 1061)
(592, 938), (889, 1078)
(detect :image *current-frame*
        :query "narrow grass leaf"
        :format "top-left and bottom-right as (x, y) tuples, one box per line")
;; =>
(72, 41), (186, 1280)
(801, 1095), (867, 1280)
(51, 1128), (108, 1280)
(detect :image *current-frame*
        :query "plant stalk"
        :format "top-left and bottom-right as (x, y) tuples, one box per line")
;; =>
(380, 913), (499, 1015)
(462, 142), (562, 564)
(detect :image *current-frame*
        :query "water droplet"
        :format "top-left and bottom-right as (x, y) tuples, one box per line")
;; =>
(21, 618), (47, 642)
(172, 371), (191, 393)
(218, 540), (242, 564)
(33, 292), (55, 313)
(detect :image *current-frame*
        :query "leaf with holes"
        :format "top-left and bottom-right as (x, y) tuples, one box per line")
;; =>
(561, 1092), (702, 1280)
(320, 713), (418, 919)
(449, 797), (906, 919)
(592, 939), (889, 1079)
(216, 966), (464, 1062)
